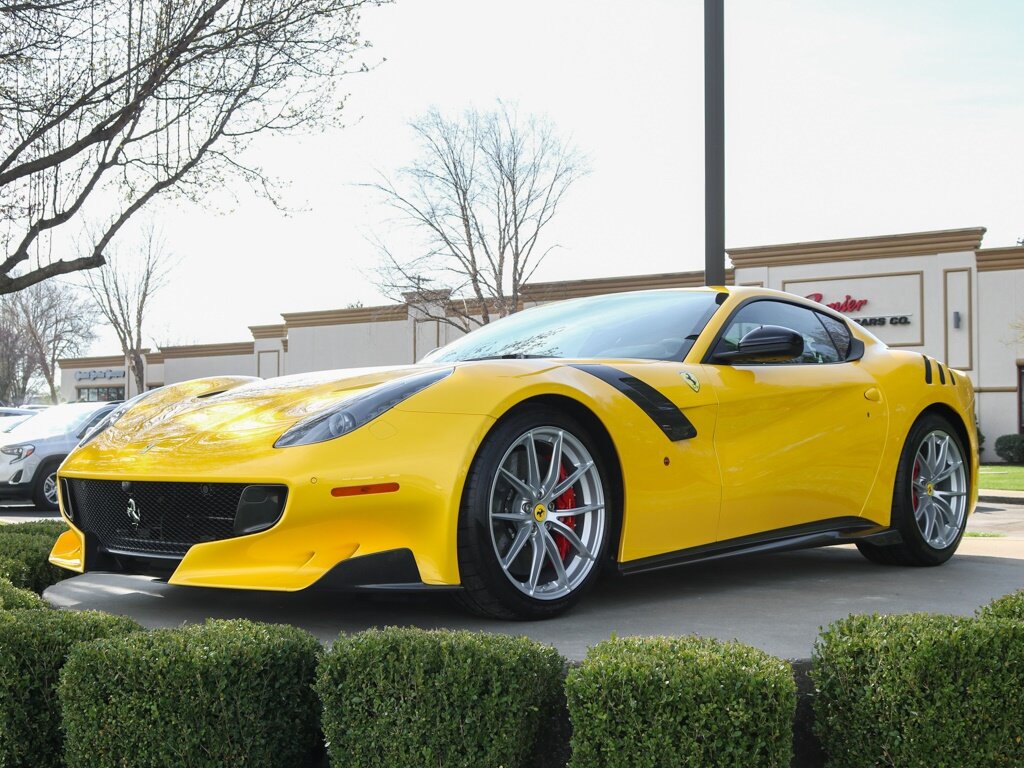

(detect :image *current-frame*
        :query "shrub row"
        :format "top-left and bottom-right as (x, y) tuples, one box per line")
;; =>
(2, 590), (1021, 768)
(812, 590), (1024, 768)
(0, 610), (800, 768)
(0, 520), (69, 593)
(994, 433), (1024, 464)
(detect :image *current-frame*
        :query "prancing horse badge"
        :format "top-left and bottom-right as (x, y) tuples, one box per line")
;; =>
(681, 372), (700, 392)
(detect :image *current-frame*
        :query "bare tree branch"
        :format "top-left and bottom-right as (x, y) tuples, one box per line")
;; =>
(1, 0), (382, 294)
(84, 224), (173, 392)
(369, 102), (587, 330)
(10, 278), (96, 400)
(0, 295), (41, 404)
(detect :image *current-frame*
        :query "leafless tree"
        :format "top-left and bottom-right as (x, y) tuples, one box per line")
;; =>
(370, 103), (588, 331)
(0, 296), (38, 405)
(10, 279), (96, 402)
(1, 0), (379, 295)
(84, 227), (172, 393)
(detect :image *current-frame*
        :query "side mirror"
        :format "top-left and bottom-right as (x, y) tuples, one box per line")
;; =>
(712, 325), (804, 364)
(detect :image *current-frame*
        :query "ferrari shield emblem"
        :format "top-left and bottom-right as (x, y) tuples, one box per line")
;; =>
(681, 372), (700, 392)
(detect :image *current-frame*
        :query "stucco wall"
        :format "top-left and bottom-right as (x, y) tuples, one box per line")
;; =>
(285, 319), (411, 374)
(162, 354), (256, 383)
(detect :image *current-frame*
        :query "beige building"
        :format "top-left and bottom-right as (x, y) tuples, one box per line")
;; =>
(60, 227), (1024, 462)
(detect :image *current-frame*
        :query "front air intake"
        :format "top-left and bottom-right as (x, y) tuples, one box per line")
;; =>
(67, 480), (287, 558)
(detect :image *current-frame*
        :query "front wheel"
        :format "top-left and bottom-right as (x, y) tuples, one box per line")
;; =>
(857, 414), (970, 566)
(32, 460), (61, 512)
(457, 407), (612, 619)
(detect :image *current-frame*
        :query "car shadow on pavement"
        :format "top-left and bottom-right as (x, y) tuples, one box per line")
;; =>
(45, 544), (1024, 661)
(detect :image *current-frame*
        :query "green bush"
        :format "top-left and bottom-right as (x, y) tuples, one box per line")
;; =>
(0, 577), (48, 610)
(0, 556), (29, 588)
(565, 636), (796, 768)
(812, 613), (1024, 767)
(317, 627), (564, 768)
(0, 519), (69, 538)
(977, 589), (1024, 622)
(0, 609), (142, 768)
(0, 533), (66, 593)
(0, 521), (69, 593)
(60, 619), (321, 768)
(994, 433), (1024, 464)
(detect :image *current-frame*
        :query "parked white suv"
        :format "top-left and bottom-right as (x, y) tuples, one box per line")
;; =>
(0, 402), (119, 510)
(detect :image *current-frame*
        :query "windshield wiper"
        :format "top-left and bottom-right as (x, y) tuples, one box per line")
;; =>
(462, 353), (552, 361)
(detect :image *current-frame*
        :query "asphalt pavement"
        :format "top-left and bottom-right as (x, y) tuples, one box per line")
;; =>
(16, 496), (1021, 662)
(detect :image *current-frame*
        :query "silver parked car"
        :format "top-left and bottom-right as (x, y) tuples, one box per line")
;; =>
(0, 402), (119, 510)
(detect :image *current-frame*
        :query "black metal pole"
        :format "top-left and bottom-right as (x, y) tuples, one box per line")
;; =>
(704, 0), (725, 286)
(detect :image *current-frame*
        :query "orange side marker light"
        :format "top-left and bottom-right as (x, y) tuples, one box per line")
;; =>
(331, 482), (400, 497)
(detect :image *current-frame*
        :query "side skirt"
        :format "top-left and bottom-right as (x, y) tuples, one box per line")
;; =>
(618, 517), (902, 576)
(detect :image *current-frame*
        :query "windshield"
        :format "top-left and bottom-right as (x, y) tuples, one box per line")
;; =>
(2, 403), (111, 440)
(424, 290), (722, 363)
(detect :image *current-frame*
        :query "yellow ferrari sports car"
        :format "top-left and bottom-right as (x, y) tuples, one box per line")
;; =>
(50, 286), (977, 619)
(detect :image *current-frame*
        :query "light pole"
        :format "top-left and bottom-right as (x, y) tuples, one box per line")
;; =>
(704, 0), (726, 286)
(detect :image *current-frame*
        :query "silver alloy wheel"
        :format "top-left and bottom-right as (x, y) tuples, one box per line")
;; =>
(912, 429), (968, 549)
(43, 472), (58, 507)
(487, 426), (606, 601)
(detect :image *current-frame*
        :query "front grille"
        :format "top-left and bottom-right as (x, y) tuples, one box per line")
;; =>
(67, 479), (283, 557)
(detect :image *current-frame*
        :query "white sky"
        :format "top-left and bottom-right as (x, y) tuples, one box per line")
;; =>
(88, 0), (1024, 353)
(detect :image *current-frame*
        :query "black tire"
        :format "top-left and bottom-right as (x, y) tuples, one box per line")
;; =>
(857, 413), (970, 567)
(456, 405), (613, 620)
(31, 459), (61, 512)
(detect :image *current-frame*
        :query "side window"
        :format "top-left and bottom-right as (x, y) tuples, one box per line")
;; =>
(714, 301), (842, 364)
(816, 312), (852, 359)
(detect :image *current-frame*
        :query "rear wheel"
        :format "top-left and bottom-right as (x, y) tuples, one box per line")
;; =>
(857, 414), (969, 566)
(31, 460), (61, 512)
(457, 406), (612, 619)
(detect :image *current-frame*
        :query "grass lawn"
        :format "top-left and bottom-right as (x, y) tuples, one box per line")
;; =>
(978, 464), (1024, 491)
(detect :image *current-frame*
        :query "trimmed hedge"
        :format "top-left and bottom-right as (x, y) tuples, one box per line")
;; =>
(60, 619), (321, 768)
(0, 609), (142, 768)
(565, 636), (796, 768)
(812, 613), (1024, 767)
(0, 576), (48, 610)
(317, 627), (564, 768)
(0, 521), (69, 593)
(977, 589), (1024, 622)
(994, 434), (1024, 464)
(0, 519), (69, 538)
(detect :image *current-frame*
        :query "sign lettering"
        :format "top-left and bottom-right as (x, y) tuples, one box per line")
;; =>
(74, 369), (125, 381)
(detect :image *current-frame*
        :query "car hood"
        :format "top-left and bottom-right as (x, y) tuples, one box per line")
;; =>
(78, 364), (451, 458)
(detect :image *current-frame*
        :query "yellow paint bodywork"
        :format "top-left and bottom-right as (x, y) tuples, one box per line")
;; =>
(52, 287), (978, 590)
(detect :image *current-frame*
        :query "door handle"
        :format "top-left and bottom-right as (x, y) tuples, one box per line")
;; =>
(863, 387), (882, 402)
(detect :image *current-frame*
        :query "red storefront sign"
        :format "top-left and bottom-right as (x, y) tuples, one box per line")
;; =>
(805, 293), (868, 313)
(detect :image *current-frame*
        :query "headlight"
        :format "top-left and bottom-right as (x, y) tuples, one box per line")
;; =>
(0, 444), (34, 461)
(274, 368), (453, 448)
(78, 389), (162, 447)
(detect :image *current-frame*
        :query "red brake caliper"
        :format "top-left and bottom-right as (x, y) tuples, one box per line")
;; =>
(554, 464), (577, 561)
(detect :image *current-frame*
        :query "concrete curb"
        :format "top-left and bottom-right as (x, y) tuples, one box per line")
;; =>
(978, 491), (1024, 506)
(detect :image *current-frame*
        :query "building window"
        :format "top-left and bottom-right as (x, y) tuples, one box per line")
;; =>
(77, 386), (125, 402)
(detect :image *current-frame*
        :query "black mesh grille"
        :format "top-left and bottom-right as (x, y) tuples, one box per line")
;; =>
(67, 479), (284, 557)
